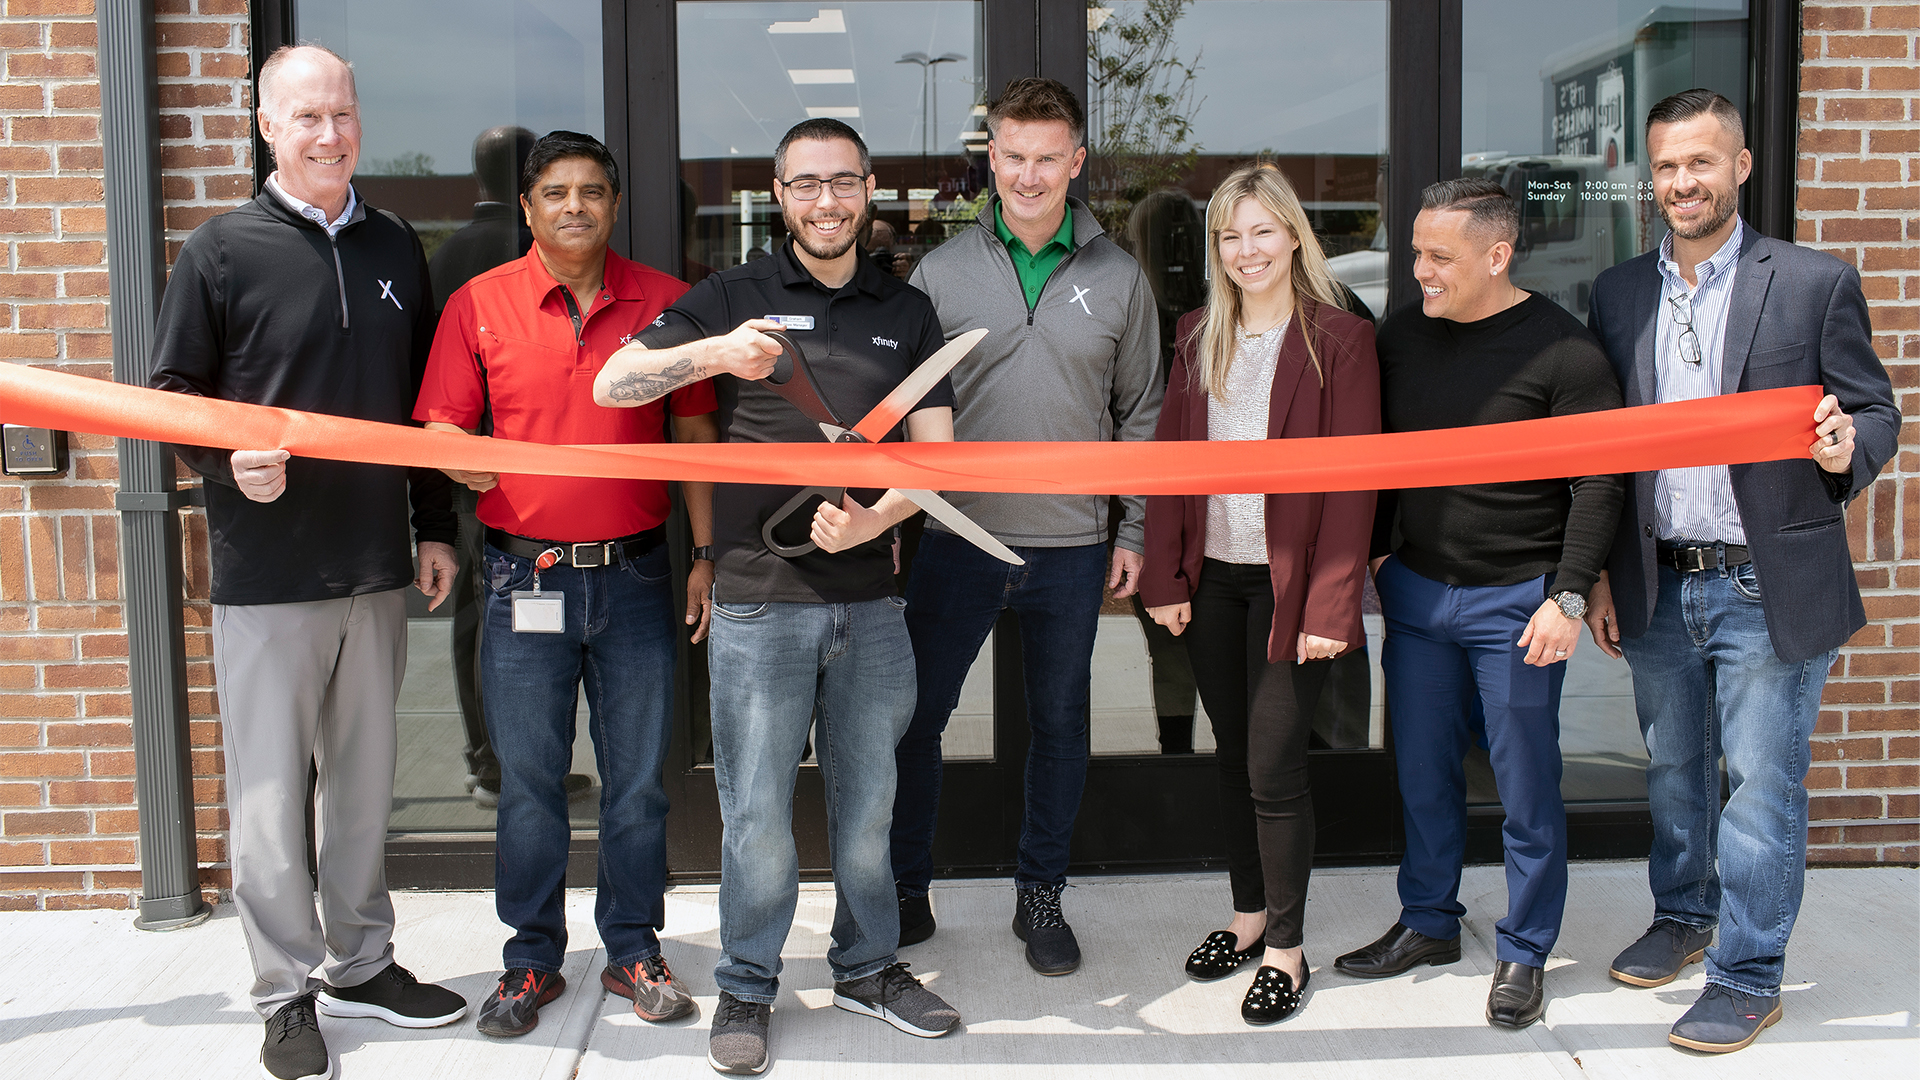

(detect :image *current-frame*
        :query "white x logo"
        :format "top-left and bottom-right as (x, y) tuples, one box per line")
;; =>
(1068, 285), (1093, 316)
(378, 280), (403, 310)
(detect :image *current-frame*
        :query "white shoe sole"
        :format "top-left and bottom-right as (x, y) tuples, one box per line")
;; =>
(832, 993), (955, 1038)
(260, 1053), (333, 1080)
(706, 1046), (770, 1075)
(315, 992), (469, 1028)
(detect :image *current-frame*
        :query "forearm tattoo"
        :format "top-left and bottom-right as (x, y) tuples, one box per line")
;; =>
(605, 356), (707, 402)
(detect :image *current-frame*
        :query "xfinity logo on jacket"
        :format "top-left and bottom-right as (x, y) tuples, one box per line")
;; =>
(1068, 285), (1094, 316)
(871, 336), (899, 349)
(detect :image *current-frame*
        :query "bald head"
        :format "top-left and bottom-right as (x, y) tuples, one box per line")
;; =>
(257, 45), (357, 123)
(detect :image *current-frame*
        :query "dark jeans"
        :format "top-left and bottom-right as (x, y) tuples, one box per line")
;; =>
(1185, 559), (1316, 948)
(1376, 555), (1567, 967)
(892, 530), (1107, 892)
(480, 542), (676, 972)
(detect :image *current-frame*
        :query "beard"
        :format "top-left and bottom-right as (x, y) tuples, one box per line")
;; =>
(1659, 182), (1739, 241)
(784, 198), (873, 263)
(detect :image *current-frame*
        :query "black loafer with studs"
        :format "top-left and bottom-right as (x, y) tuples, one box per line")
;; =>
(1185, 930), (1261, 981)
(1241, 962), (1311, 1025)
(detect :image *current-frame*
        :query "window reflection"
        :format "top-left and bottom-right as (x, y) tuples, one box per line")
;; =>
(297, 0), (606, 833)
(1462, 0), (1750, 803)
(677, 2), (986, 284)
(1089, 0), (1390, 757)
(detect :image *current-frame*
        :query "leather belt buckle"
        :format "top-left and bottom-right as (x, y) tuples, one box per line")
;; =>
(570, 541), (610, 568)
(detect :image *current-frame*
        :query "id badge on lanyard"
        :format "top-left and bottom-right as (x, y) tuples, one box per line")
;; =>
(512, 547), (566, 633)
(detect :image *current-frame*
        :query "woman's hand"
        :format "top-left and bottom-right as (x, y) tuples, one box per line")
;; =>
(1147, 602), (1191, 636)
(1297, 633), (1347, 663)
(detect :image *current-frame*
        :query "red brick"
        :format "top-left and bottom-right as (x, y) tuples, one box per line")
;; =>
(1800, 186), (1862, 212)
(64, 333), (113, 360)
(2, 810), (88, 836)
(159, 174), (194, 200)
(200, 53), (249, 78)
(15, 241), (104, 267)
(89, 516), (117, 599)
(1801, 64), (1864, 90)
(1870, 128), (1920, 153)
(1821, 158), (1904, 183)
(201, 114), (250, 141)
(156, 21), (229, 47)
(0, 749), (81, 776)
(0, 636), (73, 663)
(1799, 128), (1862, 154)
(17, 303), (107, 330)
(49, 839), (134, 865)
(0, 22), (43, 47)
(154, 51), (190, 78)
(46, 780), (132, 805)
(163, 205), (227, 231)
(35, 605), (119, 631)
(157, 83), (233, 109)
(16, 175), (106, 204)
(5, 52), (95, 79)
(1826, 34), (1914, 59)
(1829, 96), (1914, 122)
(155, 113), (192, 140)
(0, 208), (54, 234)
(0, 843), (46, 867)
(46, 892), (133, 911)
(0, 722), (38, 746)
(1815, 735), (1887, 761)
(200, 0), (248, 12)
(203, 173), (252, 200)
(1824, 217), (1906, 243)
(78, 633), (127, 659)
(1890, 793), (1920, 818)
(1850, 651), (1920, 677)
(1868, 64), (1920, 90)
(55, 144), (102, 171)
(0, 146), (52, 173)
(1806, 5), (1866, 30)
(1810, 794), (1885, 819)
(0, 871), (80, 889)
(1843, 822), (1920, 843)
(81, 693), (131, 718)
(1871, 4), (1920, 29)
(59, 205), (107, 234)
(1847, 763), (1920, 787)
(86, 749), (133, 776)
(1807, 845), (1883, 863)
(1806, 763), (1844, 789)
(27, 514), (60, 601)
(4, 0), (97, 13)
(44, 722), (128, 747)
(159, 143), (234, 169)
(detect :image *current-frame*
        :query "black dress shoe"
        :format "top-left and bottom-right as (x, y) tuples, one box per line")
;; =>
(1486, 960), (1545, 1028)
(1184, 930), (1261, 981)
(1241, 963), (1311, 1025)
(1333, 922), (1462, 979)
(1610, 919), (1712, 987)
(899, 890), (936, 948)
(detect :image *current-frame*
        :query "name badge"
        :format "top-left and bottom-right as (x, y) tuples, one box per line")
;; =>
(511, 590), (565, 633)
(765, 315), (815, 331)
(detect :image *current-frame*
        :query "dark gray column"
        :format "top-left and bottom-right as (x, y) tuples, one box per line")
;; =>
(97, 0), (209, 931)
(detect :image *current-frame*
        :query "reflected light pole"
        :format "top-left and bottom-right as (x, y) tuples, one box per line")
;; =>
(897, 51), (964, 188)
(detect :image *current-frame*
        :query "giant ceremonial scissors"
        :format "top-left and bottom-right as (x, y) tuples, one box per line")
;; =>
(756, 325), (1022, 565)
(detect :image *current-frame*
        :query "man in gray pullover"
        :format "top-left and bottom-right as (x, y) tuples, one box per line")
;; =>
(891, 77), (1162, 975)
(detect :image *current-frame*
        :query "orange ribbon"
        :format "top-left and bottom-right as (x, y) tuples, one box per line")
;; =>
(0, 363), (1821, 495)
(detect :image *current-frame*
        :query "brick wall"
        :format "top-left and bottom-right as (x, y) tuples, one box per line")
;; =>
(0, 0), (249, 910)
(1799, 2), (1920, 864)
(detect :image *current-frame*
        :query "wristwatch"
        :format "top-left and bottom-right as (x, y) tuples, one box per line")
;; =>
(1550, 590), (1587, 620)
(690, 545), (714, 563)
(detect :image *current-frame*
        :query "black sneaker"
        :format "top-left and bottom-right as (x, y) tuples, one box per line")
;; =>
(602, 954), (696, 1021)
(833, 961), (961, 1037)
(260, 992), (331, 1080)
(317, 961), (468, 1028)
(1012, 883), (1080, 975)
(898, 888), (936, 948)
(475, 968), (566, 1038)
(707, 990), (772, 1075)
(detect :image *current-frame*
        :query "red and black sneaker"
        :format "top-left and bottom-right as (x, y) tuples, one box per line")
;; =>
(475, 968), (566, 1038)
(601, 954), (696, 1022)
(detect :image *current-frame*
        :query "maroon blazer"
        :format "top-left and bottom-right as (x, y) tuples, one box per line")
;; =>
(1140, 298), (1381, 663)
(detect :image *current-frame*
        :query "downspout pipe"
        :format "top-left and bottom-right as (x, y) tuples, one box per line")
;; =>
(98, 0), (210, 931)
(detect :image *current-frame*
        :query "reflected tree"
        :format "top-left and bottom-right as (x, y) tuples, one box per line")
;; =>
(1087, 0), (1203, 243)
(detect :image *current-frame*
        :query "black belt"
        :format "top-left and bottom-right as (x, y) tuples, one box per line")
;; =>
(485, 525), (664, 568)
(1657, 541), (1750, 573)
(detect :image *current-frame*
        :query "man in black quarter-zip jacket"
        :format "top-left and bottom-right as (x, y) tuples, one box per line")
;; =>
(892, 78), (1162, 976)
(149, 43), (465, 1080)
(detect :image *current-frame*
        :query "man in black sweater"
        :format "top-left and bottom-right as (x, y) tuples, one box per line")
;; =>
(1332, 179), (1623, 1030)
(149, 45), (466, 1080)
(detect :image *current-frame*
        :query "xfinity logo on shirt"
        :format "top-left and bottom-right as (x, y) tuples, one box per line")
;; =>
(619, 332), (638, 346)
(377, 280), (403, 310)
(871, 336), (899, 350)
(1068, 285), (1094, 316)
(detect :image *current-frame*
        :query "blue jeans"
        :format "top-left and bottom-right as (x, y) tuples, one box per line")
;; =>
(481, 542), (676, 973)
(1619, 563), (1836, 996)
(707, 597), (917, 1003)
(891, 531), (1107, 892)
(1376, 556), (1568, 967)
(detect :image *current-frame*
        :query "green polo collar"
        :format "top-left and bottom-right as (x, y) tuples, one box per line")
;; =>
(994, 200), (1074, 309)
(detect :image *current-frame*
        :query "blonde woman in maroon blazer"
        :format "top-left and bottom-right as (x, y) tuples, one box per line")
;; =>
(1141, 162), (1380, 1024)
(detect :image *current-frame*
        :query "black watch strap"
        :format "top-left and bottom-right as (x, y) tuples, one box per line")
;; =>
(690, 545), (715, 563)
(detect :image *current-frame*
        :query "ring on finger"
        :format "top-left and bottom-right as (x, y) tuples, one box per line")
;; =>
(1828, 429), (1841, 446)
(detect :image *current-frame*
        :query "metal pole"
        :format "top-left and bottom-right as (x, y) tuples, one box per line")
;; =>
(97, 0), (210, 932)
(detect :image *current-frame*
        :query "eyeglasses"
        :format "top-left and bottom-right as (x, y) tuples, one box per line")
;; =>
(1666, 291), (1703, 365)
(778, 174), (869, 201)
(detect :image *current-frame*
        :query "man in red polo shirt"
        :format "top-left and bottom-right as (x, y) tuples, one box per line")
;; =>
(415, 130), (718, 1040)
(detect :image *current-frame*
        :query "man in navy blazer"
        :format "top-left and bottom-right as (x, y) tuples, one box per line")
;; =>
(1583, 89), (1899, 1055)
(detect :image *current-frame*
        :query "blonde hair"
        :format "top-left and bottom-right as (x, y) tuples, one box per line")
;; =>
(1185, 163), (1343, 401)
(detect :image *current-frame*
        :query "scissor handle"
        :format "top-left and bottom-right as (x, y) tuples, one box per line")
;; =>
(761, 485), (847, 558)
(762, 329), (847, 429)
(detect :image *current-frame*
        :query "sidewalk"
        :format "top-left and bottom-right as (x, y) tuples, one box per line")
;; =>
(2, 861), (1912, 1079)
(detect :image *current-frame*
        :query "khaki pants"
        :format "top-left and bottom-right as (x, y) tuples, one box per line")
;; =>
(212, 589), (406, 1016)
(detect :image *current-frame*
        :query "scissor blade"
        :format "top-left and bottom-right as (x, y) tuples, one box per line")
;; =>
(899, 488), (1023, 565)
(850, 327), (988, 443)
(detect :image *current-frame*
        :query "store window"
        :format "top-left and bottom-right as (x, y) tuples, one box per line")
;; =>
(1462, 0), (1750, 804)
(1084, 0), (1391, 757)
(296, 0), (609, 834)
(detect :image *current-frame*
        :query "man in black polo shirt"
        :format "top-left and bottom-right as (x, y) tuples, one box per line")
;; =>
(594, 118), (962, 1075)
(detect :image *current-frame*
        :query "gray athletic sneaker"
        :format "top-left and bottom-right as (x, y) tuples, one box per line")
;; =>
(833, 962), (961, 1037)
(707, 990), (771, 1075)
